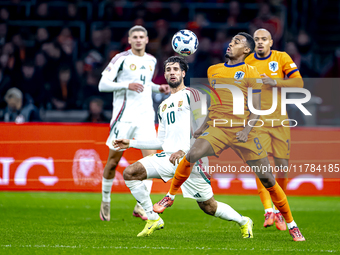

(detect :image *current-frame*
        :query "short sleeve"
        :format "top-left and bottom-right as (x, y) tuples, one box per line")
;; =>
(101, 53), (126, 81)
(281, 52), (300, 78)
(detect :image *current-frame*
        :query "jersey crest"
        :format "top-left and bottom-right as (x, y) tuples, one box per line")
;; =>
(130, 64), (136, 71)
(162, 104), (167, 112)
(269, 61), (279, 72)
(234, 71), (245, 80)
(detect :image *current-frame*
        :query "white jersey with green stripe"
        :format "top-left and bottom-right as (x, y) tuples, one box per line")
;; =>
(101, 49), (157, 124)
(156, 87), (206, 154)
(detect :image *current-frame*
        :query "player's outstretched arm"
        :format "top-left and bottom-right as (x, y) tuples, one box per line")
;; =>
(236, 93), (261, 143)
(151, 83), (170, 94)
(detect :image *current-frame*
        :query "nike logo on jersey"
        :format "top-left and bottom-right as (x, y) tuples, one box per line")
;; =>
(168, 103), (175, 108)
(212, 73), (219, 76)
(258, 151), (263, 155)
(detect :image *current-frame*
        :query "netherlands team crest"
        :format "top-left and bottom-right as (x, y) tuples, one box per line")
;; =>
(130, 64), (136, 71)
(234, 71), (245, 80)
(162, 104), (167, 112)
(269, 61), (279, 72)
(178, 100), (183, 107)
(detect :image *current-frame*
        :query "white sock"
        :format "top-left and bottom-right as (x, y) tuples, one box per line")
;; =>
(166, 192), (175, 200)
(273, 208), (280, 214)
(214, 201), (246, 226)
(287, 220), (297, 229)
(143, 179), (153, 194)
(102, 177), (114, 202)
(125, 180), (159, 220)
(265, 208), (274, 214)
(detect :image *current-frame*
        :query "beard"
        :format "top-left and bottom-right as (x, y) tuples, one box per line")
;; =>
(167, 76), (182, 88)
(225, 52), (230, 58)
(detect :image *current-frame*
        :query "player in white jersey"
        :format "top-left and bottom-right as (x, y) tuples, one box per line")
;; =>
(98, 25), (170, 221)
(113, 56), (253, 238)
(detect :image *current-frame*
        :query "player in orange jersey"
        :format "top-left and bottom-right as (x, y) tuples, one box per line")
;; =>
(245, 28), (304, 231)
(155, 32), (305, 241)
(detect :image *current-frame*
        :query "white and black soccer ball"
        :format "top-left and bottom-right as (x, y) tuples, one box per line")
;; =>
(171, 29), (198, 56)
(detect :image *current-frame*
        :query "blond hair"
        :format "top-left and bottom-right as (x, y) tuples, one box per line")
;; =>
(128, 25), (148, 37)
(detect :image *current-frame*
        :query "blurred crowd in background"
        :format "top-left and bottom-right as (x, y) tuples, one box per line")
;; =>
(0, 0), (339, 125)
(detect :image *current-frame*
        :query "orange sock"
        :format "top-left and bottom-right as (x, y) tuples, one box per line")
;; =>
(276, 177), (288, 193)
(256, 177), (272, 210)
(169, 155), (192, 195)
(266, 182), (293, 223)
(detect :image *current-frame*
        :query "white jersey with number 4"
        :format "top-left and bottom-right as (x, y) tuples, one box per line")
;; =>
(101, 49), (157, 124)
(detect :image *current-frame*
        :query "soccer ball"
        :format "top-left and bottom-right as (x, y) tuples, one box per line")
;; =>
(171, 30), (198, 56)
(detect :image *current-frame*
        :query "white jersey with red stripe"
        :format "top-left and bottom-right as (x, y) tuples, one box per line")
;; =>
(156, 87), (206, 154)
(101, 49), (157, 125)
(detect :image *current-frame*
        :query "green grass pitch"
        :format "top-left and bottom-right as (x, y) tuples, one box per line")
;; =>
(0, 192), (339, 254)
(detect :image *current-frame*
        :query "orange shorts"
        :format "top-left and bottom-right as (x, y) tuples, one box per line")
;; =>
(198, 126), (267, 162)
(258, 126), (291, 159)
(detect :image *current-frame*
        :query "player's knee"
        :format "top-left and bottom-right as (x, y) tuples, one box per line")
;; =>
(261, 176), (276, 188)
(106, 158), (119, 171)
(186, 151), (200, 163)
(197, 201), (217, 216)
(123, 166), (134, 180)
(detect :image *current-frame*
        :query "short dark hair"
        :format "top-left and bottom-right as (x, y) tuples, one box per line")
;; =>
(163, 56), (189, 74)
(237, 32), (255, 55)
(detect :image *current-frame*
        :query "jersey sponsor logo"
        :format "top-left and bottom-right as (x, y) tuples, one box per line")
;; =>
(168, 103), (175, 108)
(201, 132), (209, 137)
(140, 65), (146, 69)
(234, 71), (245, 80)
(130, 64), (136, 71)
(178, 100), (183, 107)
(269, 61), (279, 72)
(162, 104), (167, 112)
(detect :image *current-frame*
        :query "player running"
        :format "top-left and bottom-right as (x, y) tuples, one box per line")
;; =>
(98, 25), (170, 221)
(113, 56), (254, 238)
(155, 32), (305, 241)
(245, 28), (304, 231)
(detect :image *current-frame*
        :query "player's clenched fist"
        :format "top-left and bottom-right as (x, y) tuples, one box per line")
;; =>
(128, 83), (144, 93)
(113, 139), (130, 150)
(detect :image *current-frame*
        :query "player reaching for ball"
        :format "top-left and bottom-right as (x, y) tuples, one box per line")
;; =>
(155, 32), (305, 242)
(113, 56), (254, 238)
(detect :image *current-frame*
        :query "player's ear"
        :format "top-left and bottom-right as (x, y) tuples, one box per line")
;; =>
(128, 36), (131, 45)
(244, 47), (251, 55)
(145, 36), (149, 44)
(269, 39), (273, 48)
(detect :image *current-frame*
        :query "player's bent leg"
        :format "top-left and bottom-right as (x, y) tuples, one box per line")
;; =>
(197, 197), (253, 238)
(124, 162), (163, 235)
(154, 139), (216, 213)
(249, 158), (304, 240)
(100, 150), (124, 221)
(135, 150), (157, 220)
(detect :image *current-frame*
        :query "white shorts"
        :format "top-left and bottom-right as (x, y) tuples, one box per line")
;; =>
(106, 121), (157, 150)
(139, 152), (213, 202)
